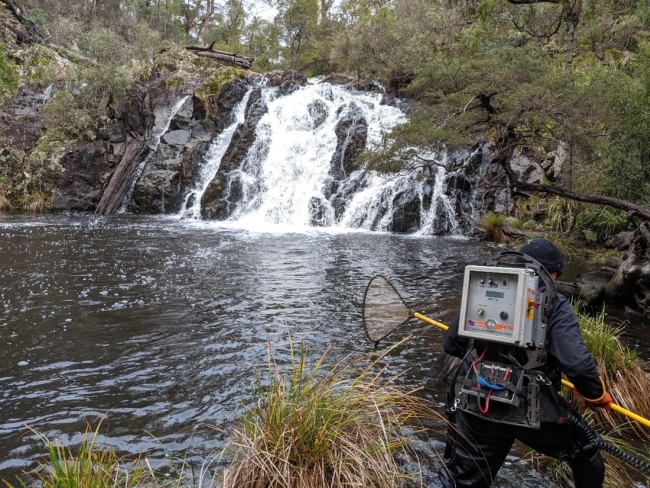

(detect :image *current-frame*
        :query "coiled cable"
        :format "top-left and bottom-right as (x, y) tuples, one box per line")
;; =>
(566, 409), (650, 474)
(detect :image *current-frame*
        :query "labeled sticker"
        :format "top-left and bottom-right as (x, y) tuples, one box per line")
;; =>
(465, 319), (514, 335)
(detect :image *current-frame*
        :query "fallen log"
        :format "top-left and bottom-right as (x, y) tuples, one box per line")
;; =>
(1, 0), (47, 43)
(185, 45), (254, 69)
(95, 141), (148, 215)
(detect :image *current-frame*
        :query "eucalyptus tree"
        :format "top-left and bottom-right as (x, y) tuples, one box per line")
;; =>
(268, 0), (320, 67)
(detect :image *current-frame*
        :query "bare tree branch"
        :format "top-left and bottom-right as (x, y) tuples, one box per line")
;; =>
(499, 157), (650, 220)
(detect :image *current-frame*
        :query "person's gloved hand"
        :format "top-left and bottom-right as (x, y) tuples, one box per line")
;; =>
(572, 378), (613, 410)
(582, 391), (614, 410)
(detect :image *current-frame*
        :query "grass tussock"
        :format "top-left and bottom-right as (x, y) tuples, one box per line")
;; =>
(571, 305), (650, 440)
(22, 192), (48, 213)
(221, 337), (443, 488)
(528, 306), (650, 486)
(3, 424), (163, 488)
(481, 212), (506, 242)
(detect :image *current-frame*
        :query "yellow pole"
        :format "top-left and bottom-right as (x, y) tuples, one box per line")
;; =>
(410, 312), (650, 429)
(412, 312), (448, 331)
(560, 379), (650, 428)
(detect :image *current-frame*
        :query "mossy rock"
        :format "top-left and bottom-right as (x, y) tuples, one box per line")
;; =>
(194, 67), (251, 120)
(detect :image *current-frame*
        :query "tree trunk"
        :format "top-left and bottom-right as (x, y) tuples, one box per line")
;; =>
(563, 0), (581, 71)
(605, 222), (650, 301)
(1, 0), (47, 43)
(500, 157), (650, 221)
(198, 0), (213, 39)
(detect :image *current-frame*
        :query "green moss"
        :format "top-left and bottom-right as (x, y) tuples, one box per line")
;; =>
(166, 70), (193, 91)
(0, 44), (19, 97)
(194, 67), (250, 119)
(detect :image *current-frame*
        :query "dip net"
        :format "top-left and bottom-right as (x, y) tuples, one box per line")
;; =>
(362, 275), (411, 342)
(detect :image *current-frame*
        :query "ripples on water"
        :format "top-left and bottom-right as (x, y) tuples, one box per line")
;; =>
(1, 214), (561, 486)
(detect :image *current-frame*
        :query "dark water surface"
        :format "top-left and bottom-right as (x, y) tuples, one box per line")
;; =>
(2, 214), (635, 486)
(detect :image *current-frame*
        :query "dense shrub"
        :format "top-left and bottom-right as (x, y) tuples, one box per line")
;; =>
(0, 44), (19, 97)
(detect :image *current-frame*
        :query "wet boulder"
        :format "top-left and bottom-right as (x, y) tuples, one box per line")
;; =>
(444, 171), (475, 234)
(162, 130), (190, 146)
(430, 197), (456, 235)
(267, 71), (308, 96)
(391, 187), (421, 233)
(308, 99), (328, 129)
(327, 103), (367, 185)
(201, 88), (268, 219)
(308, 196), (329, 227)
(604, 230), (635, 251)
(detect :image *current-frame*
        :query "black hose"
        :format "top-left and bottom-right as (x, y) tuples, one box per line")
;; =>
(566, 409), (650, 474)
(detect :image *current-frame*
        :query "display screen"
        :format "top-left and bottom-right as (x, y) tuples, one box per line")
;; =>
(486, 290), (505, 299)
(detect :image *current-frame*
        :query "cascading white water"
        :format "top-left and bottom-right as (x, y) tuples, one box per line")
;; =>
(230, 83), (406, 228)
(189, 80), (478, 234)
(117, 96), (189, 214)
(180, 91), (252, 219)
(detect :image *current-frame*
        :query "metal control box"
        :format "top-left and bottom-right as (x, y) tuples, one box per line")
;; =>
(458, 265), (541, 347)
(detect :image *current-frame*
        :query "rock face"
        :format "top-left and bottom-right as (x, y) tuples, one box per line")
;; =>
(321, 102), (368, 222)
(0, 58), (259, 214)
(201, 88), (268, 219)
(127, 76), (256, 215)
(3, 66), (478, 238)
(267, 71), (308, 96)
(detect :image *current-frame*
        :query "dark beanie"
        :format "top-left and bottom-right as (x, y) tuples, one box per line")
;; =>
(518, 238), (565, 273)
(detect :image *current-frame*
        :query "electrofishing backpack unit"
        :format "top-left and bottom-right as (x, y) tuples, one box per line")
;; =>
(452, 251), (558, 429)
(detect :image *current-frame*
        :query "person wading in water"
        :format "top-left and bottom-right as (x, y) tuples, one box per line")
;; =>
(439, 238), (613, 488)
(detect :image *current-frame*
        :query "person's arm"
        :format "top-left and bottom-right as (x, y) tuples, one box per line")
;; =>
(442, 310), (467, 358)
(548, 294), (604, 399)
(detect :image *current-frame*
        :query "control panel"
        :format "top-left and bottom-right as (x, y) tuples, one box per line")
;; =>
(458, 265), (544, 347)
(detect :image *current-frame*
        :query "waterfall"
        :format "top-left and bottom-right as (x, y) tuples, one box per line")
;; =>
(187, 80), (479, 235)
(180, 91), (252, 219)
(116, 96), (189, 214)
(229, 83), (406, 229)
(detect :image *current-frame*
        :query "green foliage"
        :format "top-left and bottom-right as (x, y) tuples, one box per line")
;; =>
(42, 64), (132, 139)
(574, 206), (631, 246)
(334, 0), (442, 89)
(131, 24), (165, 61)
(77, 28), (131, 64)
(597, 50), (650, 206)
(0, 44), (19, 98)
(576, 305), (640, 373)
(45, 15), (84, 46)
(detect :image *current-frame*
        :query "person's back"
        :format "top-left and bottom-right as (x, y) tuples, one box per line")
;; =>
(438, 238), (612, 488)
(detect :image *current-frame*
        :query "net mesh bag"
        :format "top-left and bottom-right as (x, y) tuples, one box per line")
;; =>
(363, 275), (411, 342)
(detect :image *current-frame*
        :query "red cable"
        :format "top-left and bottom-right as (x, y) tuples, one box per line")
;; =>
(479, 390), (492, 414)
(472, 349), (489, 413)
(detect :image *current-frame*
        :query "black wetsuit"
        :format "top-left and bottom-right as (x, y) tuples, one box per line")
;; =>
(439, 292), (605, 488)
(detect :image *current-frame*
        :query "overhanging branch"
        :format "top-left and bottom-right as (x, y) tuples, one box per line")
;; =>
(500, 159), (650, 220)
